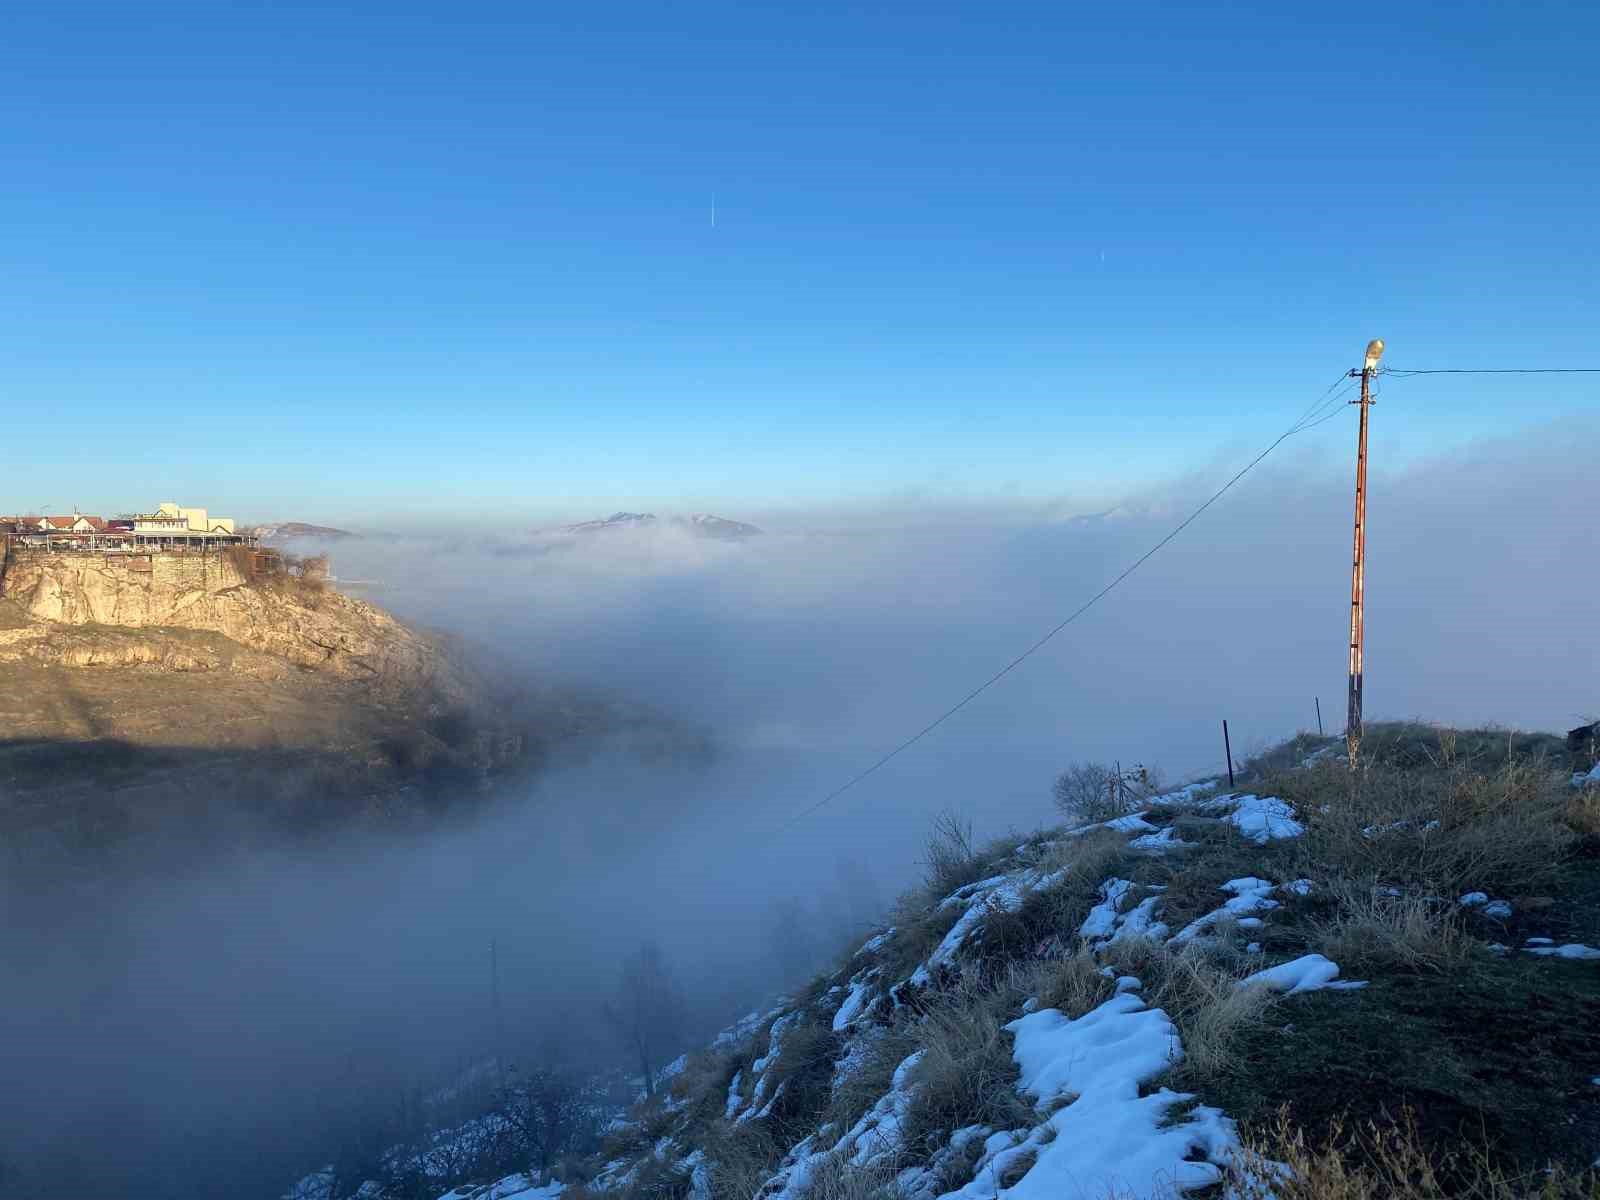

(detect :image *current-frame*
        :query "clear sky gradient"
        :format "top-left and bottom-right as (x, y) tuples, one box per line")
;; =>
(4, 2), (1596, 524)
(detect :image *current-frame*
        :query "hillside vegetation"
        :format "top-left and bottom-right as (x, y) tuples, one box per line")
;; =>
(321, 722), (1600, 1200)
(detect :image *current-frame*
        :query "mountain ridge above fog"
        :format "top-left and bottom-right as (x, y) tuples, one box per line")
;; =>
(560, 512), (764, 540)
(246, 521), (356, 543)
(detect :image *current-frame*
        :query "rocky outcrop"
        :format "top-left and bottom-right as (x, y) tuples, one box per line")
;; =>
(0, 552), (467, 701)
(0, 621), (290, 676)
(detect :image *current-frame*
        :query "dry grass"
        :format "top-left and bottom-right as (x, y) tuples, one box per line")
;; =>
(620, 1156), (696, 1200)
(1032, 826), (1134, 882)
(795, 1152), (907, 1200)
(923, 811), (984, 899)
(667, 1048), (741, 1130)
(824, 1023), (920, 1140)
(1239, 731), (1339, 781)
(1030, 946), (1118, 1019)
(1567, 789), (1600, 839)
(967, 831), (1135, 971)
(763, 1017), (843, 1139)
(1312, 880), (1474, 975)
(878, 896), (964, 986)
(1098, 938), (1273, 1085)
(1231, 1108), (1600, 1200)
(1150, 837), (1287, 933)
(703, 1121), (783, 1200)
(899, 986), (1035, 1163)
(1359, 722), (1570, 773)
(1277, 751), (1574, 895)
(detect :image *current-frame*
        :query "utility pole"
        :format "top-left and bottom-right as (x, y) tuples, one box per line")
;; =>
(1346, 338), (1384, 766)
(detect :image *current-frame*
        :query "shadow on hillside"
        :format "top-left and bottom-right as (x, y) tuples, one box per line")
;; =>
(0, 734), (498, 870)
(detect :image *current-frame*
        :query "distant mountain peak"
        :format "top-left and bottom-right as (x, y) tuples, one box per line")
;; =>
(561, 512), (762, 539)
(683, 513), (763, 539)
(247, 521), (354, 544)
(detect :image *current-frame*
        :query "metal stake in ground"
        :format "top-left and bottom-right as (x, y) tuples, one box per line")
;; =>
(1346, 338), (1384, 766)
(1223, 720), (1235, 789)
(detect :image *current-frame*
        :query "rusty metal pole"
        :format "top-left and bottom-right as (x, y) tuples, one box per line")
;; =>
(1346, 340), (1381, 766)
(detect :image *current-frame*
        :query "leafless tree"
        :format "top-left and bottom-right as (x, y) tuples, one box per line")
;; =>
(1052, 761), (1160, 822)
(604, 941), (684, 1097)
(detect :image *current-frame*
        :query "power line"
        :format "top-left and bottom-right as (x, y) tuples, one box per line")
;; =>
(1288, 373), (1360, 432)
(772, 376), (1355, 832)
(1290, 378), (1361, 433)
(1382, 366), (1600, 376)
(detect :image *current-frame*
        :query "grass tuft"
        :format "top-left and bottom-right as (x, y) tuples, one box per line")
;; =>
(1312, 879), (1474, 975)
(1099, 937), (1274, 1085)
(899, 986), (1035, 1164)
(1231, 1107), (1600, 1199)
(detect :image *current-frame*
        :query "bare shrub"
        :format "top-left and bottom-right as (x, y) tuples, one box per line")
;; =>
(1052, 762), (1162, 823)
(923, 811), (982, 899)
(1231, 1107), (1599, 1199)
(1312, 880), (1473, 975)
(223, 543), (256, 578)
(605, 942), (686, 1098)
(899, 988), (1034, 1163)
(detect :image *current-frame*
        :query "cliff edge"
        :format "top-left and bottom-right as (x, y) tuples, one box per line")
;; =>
(0, 550), (463, 699)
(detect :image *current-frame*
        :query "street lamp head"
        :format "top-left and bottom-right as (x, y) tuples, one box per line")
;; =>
(1364, 338), (1385, 372)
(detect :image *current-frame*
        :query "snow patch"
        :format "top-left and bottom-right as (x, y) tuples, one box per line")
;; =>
(856, 929), (895, 958)
(1129, 824), (1184, 851)
(1524, 942), (1600, 960)
(936, 993), (1236, 1199)
(1171, 878), (1280, 945)
(1079, 878), (1135, 940)
(833, 975), (877, 1031)
(1148, 781), (1221, 808)
(1237, 954), (1367, 995)
(1226, 794), (1305, 843)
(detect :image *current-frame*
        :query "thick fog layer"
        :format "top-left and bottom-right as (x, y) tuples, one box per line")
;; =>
(4, 422), (1595, 1198)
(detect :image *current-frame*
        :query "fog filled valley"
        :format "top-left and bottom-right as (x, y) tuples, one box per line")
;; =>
(2, 427), (1595, 1199)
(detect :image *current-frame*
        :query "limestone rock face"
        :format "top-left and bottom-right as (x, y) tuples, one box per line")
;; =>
(0, 553), (465, 700)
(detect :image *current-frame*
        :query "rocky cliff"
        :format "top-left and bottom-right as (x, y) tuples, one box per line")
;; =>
(0, 548), (708, 863)
(0, 551), (465, 699)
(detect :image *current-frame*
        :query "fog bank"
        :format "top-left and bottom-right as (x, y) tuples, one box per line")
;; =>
(4, 420), (1595, 1198)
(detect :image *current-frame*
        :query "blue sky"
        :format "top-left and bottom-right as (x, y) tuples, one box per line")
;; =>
(3, 2), (1596, 524)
